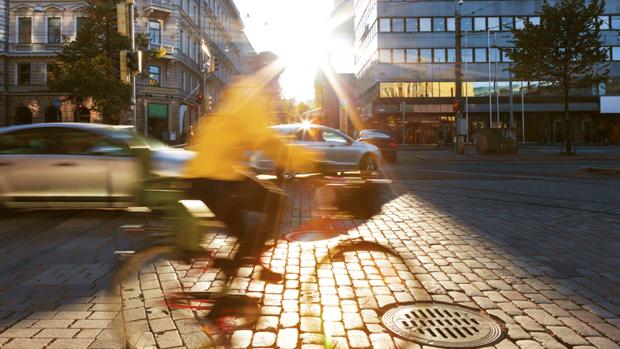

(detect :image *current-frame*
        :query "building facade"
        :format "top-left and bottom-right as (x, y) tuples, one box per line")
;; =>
(354, 0), (620, 144)
(135, 0), (254, 142)
(316, 0), (359, 133)
(0, 0), (254, 143)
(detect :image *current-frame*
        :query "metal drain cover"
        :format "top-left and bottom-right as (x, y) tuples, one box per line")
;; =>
(382, 302), (505, 348)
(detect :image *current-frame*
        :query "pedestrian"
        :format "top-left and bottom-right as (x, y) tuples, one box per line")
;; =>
(611, 125), (618, 146)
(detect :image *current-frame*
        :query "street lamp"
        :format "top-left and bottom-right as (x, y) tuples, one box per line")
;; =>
(454, 0), (465, 154)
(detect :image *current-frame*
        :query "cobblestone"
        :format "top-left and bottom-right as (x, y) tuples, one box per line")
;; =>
(2, 159), (620, 348)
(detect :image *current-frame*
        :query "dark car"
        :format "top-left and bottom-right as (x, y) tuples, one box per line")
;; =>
(356, 129), (397, 163)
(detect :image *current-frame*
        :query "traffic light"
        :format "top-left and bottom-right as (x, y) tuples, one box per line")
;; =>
(130, 50), (142, 73)
(208, 56), (220, 74)
(116, 1), (129, 36)
(119, 50), (130, 84)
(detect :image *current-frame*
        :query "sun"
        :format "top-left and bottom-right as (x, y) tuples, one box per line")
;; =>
(234, 0), (334, 101)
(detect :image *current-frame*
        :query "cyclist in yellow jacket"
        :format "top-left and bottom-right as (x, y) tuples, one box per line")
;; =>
(183, 52), (319, 283)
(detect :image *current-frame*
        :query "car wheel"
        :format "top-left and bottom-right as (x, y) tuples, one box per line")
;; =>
(359, 154), (377, 176)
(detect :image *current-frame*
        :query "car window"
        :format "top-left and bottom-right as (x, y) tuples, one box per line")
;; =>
(304, 127), (323, 142)
(322, 129), (348, 144)
(0, 129), (55, 154)
(56, 129), (131, 156)
(273, 127), (303, 141)
(0, 128), (131, 156)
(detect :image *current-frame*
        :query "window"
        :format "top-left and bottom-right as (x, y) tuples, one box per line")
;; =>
(406, 18), (417, 32)
(501, 49), (512, 62)
(489, 47), (500, 62)
(529, 17), (540, 26)
(419, 18), (431, 32)
(420, 49), (432, 62)
(180, 30), (184, 51)
(515, 17), (526, 30)
(462, 48), (473, 63)
(602, 47), (611, 61)
(598, 16), (609, 30)
(47, 18), (61, 43)
(392, 18), (404, 32)
(433, 49), (446, 63)
(432, 17), (445, 31)
(474, 48), (487, 62)
(18, 18), (32, 44)
(461, 17), (473, 32)
(447, 17), (455, 31)
(612, 47), (620, 61)
(611, 16), (620, 29)
(393, 49), (405, 63)
(379, 49), (391, 63)
(76, 17), (86, 37)
(322, 129), (348, 144)
(406, 49), (418, 63)
(149, 65), (161, 86)
(474, 17), (486, 31)
(447, 48), (456, 63)
(488, 17), (499, 31)
(17, 63), (30, 85)
(149, 21), (161, 44)
(501, 17), (513, 31)
(379, 18), (391, 32)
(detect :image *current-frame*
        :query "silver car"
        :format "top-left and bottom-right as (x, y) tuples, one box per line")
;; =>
(0, 123), (194, 209)
(251, 123), (381, 178)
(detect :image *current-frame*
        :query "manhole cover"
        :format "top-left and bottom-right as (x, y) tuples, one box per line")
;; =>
(284, 230), (342, 242)
(382, 302), (505, 348)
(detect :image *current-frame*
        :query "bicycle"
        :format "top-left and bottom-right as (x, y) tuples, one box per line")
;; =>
(112, 170), (399, 348)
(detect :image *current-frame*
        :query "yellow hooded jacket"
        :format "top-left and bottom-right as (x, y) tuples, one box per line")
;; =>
(184, 74), (319, 181)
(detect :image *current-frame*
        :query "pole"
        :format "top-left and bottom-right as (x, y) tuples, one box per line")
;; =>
(487, 30), (492, 128)
(401, 101), (406, 146)
(455, 0), (464, 154)
(464, 30), (469, 142)
(521, 87), (525, 144)
(494, 33), (499, 126)
(508, 62), (514, 129)
(144, 99), (148, 136)
(129, 0), (137, 129)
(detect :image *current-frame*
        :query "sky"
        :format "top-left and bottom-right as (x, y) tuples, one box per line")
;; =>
(233, 0), (352, 102)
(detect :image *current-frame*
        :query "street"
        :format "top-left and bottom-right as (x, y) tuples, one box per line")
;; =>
(1, 150), (619, 348)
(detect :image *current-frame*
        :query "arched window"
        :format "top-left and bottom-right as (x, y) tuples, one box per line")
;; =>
(74, 105), (90, 123)
(44, 105), (61, 123)
(14, 106), (32, 125)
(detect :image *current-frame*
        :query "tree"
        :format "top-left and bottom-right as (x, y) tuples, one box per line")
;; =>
(50, 0), (140, 124)
(508, 0), (609, 154)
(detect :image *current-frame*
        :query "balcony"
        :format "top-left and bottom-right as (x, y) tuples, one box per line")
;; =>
(9, 43), (65, 54)
(145, 0), (173, 19)
(148, 42), (175, 56)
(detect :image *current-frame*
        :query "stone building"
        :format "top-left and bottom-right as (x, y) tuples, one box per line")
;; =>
(0, 0), (254, 143)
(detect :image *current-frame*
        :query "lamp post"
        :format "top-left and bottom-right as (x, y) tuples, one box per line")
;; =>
(455, 0), (465, 154)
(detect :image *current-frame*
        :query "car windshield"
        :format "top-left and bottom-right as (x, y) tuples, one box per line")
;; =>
(360, 130), (391, 138)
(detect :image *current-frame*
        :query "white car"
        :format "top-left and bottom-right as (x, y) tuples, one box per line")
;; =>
(251, 123), (381, 178)
(0, 123), (195, 209)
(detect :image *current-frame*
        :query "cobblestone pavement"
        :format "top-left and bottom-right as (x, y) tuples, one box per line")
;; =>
(1, 156), (619, 349)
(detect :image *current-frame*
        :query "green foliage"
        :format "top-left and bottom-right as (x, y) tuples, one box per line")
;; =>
(508, 0), (609, 95)
(50, 0), (131, 124)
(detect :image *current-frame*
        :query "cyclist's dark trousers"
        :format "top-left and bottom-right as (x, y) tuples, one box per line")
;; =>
(187, 177), (286, 267)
